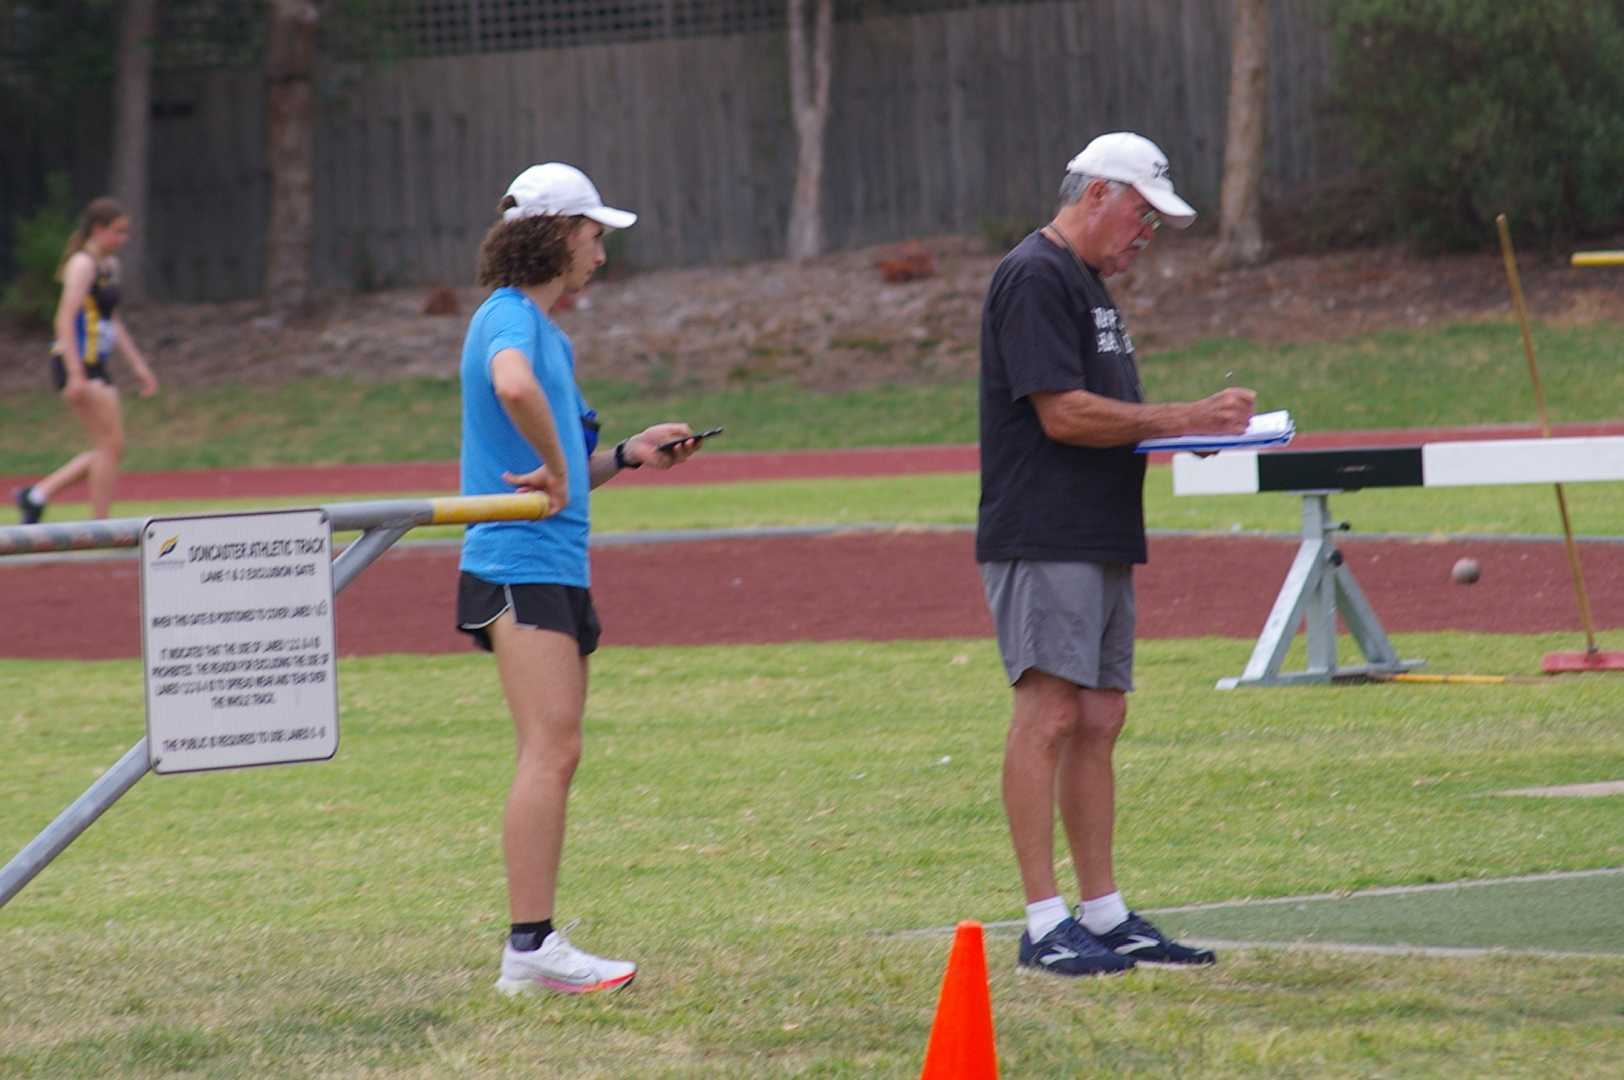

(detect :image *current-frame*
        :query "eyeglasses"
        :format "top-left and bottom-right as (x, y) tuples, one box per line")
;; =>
(1137, 207), (1162, 232)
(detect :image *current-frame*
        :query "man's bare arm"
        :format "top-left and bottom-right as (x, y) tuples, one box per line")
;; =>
(1030, 386), (1256, 448)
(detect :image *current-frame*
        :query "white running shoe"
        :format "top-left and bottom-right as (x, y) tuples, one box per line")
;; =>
(494, 922), (637, 996)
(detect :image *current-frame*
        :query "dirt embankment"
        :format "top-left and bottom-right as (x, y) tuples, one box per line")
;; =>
(3, 232), (1620, 397)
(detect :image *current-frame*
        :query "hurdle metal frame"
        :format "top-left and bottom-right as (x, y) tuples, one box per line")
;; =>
(1216, 491), (1423, 690)
(0, 494), (547, 908)
(1173, 435), (1624, 689)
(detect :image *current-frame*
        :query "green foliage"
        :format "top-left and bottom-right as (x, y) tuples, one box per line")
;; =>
(0, 171), (75, 330)
(9, 317), (1623, 476)
(977, 214), (1040, 254)
(0, 0), (119, 89)
(321, 0), (437, 64)
(598, 227), (636, 280)
(1329, 0), (1624, 251)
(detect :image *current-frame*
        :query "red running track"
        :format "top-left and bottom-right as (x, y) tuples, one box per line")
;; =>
(3, 531), (1620, 660)
(5, 425), (1623, 660)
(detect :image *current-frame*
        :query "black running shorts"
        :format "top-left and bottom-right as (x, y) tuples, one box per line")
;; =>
(51, 354), (113, 392)
(456, 572), (601, 656)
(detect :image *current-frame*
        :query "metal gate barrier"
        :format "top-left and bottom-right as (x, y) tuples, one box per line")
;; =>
(0, 493), (547, 907)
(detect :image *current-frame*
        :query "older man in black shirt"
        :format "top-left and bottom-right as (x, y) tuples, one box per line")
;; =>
(978, 132), (1255, 976)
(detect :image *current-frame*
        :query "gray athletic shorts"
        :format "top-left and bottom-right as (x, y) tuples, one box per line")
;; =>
(979, 560), (1135, 691)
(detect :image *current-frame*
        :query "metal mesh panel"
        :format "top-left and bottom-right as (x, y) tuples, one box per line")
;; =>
(376, 0), (988, 57)
(390, 0), (786, 55)
(156, 0), (263, 71)
(0, 0), (995, 71)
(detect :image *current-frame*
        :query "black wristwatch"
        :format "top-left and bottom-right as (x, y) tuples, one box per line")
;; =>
(614, 439), (641, 470)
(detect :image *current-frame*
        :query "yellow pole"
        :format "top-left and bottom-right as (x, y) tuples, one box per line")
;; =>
(1496, 214), (1598, 655)
(1571, 251), (1624, 268)
(429, 493), (550, 525)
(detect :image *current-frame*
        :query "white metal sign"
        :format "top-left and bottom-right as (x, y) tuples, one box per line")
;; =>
(140, 509), (339, 774)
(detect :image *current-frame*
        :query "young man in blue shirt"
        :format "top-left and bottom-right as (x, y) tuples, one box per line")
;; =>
(457, 163), (712, 995)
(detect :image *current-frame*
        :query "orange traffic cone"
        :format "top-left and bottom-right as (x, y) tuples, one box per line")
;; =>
(920, 920), (999, 1079)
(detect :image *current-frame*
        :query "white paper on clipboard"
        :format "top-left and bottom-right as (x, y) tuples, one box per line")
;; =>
(1136, 410), (1295, 454)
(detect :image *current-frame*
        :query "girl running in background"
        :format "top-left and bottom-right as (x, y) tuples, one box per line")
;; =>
(15, 197), (158, 524)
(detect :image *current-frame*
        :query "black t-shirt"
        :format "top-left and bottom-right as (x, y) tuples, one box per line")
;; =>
(976, 230), (1148, 565)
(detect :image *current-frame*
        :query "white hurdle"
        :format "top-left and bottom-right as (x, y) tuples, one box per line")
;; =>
(1172, 436), (1624, 688)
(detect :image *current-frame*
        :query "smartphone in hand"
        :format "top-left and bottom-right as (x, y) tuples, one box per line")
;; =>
(657, 426), (724, 452)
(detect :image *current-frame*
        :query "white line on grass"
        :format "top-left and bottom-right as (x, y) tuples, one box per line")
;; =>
(1497, 780), (1624, 798)
(891, 867), (1624, 938)
(1147, 866), (1624, 914)
(1172, 938), (1622, 961)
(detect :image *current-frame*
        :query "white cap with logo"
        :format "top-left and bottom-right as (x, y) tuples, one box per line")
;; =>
(502, 163), (637, 229)
(1066, 132), (1197, 229)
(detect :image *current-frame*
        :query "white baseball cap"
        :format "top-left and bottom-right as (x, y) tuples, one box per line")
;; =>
(1065, 132), (1197, 229)
(501, 162), (637, 229)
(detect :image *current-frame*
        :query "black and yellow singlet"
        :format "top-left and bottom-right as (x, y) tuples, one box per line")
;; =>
(50, 259), (120, 390)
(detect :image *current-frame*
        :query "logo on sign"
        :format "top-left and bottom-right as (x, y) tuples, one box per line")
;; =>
(148, 532), (188, 572)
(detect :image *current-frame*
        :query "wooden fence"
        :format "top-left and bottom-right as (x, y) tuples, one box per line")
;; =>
(128, 0), (1342, 300)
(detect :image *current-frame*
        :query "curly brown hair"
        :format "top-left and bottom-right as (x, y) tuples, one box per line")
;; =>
(476, 196), (582, 287)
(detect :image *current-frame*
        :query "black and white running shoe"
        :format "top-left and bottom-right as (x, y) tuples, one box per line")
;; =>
(1093, 912), (1216, 966)
(14, 486), (42, 525)
(1017, 916), (1136, 977)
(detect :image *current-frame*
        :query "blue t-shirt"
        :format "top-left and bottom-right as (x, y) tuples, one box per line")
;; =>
(458, 288), (593, 586)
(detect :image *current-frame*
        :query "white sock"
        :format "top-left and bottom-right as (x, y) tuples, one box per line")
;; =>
(24, 487), (44, 506)
(1024, 896), (1069, 942)
(1079, 891), (1129, 935)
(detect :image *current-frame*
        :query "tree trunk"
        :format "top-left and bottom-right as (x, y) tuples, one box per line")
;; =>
(785, 0), (832, 261)
(1213, 0), (1269, 269)
(264, 0), (319, 315)
(110, 0), (160, 301)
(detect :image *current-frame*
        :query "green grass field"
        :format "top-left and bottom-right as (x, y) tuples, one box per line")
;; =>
(16, 469), (1624, 545)
(4, 316), (1623, 1076)
(1152, 871), (1624, 954)
(2, 318), (1623, 473)
(2, 633), (1621, 1077)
